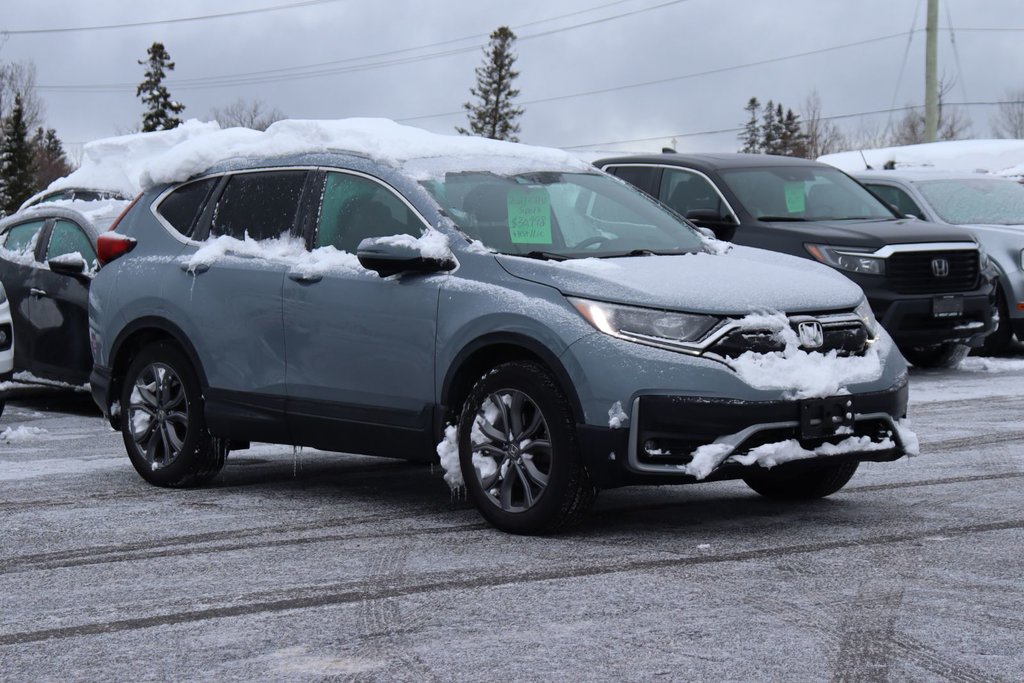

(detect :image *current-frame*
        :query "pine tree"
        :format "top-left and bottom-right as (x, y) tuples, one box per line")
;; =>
(31, 126), (72, 189)
(760, 100), (779, 154)
(781, 108), (808, 158)
(456, 26), (523, 141)
(738, 97), (761, 153)
(136, 42), (185, 132)
(0, 95), (37, 215)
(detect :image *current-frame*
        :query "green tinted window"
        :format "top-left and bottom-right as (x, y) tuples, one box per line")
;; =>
(316, 172), (420, 252)
(1, 219), (47, 255)
(47, 220), (97, 262)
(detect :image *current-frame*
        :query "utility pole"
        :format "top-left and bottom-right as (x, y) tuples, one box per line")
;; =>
(924, 0), (939, 142)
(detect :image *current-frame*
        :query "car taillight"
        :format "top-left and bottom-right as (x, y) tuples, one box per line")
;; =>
(96, 194), (142, 266)
(97, 233), (137, 266)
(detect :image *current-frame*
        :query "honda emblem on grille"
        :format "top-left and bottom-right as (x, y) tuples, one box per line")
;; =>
(931, 257), (950, 277)
(797, 321), (824, 349)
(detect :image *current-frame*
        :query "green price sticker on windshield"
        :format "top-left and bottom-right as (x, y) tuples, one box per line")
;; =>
(508, 187), (552, 244)
(784, 182), (805, 213)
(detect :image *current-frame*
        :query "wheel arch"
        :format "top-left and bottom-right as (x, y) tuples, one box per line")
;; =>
(439, 332), (585, 434)
(106, 317), (207, 427)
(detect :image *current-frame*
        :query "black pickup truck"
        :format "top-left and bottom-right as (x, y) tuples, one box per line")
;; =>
(596, 153), (998, 368)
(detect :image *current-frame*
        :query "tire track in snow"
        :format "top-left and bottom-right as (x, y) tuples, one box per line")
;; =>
(2, 517), (1022, 647)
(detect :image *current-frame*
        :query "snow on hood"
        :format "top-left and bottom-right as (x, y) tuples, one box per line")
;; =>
(819, 139), (1024, 177)
(496, 245), (863, 315)
(55, 118), (591, 197)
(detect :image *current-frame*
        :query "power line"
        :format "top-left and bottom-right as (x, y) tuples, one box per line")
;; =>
(36, 0), (693, 92)
(0, 0), (349, 35)
(560, 100), (1024, 149)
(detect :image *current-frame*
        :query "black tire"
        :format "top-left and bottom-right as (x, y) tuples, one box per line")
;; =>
(742, 461), (859, 501)
(976, 287), (1013, 356)
(120, 342), (223, 487)
(901, 342), (969, 369)
(458, 361), (595, 535)
(0, 399), (5, 420)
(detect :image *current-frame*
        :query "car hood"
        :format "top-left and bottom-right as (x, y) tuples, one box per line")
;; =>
(957, 223), (1024, 236)
(495, 245), (863, 316)
(759, 217), (976, 246)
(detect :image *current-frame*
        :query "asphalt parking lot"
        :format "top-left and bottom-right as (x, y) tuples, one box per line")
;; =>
(2, 360), (1023, 682)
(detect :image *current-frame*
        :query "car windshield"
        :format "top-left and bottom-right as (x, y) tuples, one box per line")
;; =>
(421, 171), (705, 258)
(915, 178), (1024, 225)
(718, 165), (895, 222)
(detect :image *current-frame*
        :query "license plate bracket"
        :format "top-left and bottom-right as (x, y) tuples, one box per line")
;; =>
(800, 396), (855, 439)
(933, 295), (964, 319)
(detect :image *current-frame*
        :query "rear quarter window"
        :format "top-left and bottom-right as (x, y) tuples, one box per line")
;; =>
(156, 177), (218, 237)
(210, 171), (308, 241)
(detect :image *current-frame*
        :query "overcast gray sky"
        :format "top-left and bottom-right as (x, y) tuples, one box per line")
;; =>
(2, 0), (1022, 160)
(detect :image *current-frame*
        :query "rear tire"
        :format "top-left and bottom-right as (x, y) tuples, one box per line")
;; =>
(902, 342), (969, 369)
(120, 342), (223, 487)
(742, 461), (859, 500)
(458, 361), (595, 535)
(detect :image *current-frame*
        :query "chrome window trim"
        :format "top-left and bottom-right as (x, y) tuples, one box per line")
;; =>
(600, 162), (741, 226)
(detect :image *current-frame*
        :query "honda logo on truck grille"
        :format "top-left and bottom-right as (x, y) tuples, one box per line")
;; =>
(797, 321), (824, 349)
(931, 257), (950, 277)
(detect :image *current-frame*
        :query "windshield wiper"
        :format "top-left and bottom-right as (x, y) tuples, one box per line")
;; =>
(521, 250), (569, 261)
(757, 216), (809, 222)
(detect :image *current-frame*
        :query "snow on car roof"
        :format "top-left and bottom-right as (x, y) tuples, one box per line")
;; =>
(819, 139), (1024, 177)
(55, 118), (592, 197)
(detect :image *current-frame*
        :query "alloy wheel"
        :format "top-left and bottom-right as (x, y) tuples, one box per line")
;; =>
(127, 362), (189, 470)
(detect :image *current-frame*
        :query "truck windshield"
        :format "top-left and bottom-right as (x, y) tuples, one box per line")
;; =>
(421, 171), (705, 258)
(718, 166), (896, 222)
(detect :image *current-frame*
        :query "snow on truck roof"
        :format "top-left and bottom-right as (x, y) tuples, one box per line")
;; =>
(52, 118), (592, 198)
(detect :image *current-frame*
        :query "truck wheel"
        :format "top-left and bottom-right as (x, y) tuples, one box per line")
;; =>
(121, 342), (224, 487)
(458, 361), (595, 535)
(742, 461), (859, 500)
(902, 343), (969, 369)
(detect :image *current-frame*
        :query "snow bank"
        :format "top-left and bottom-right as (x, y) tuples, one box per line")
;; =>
(819, 139), (1024, 177)
(956, 357), (1024, 373)
(0, 425), (48, 443)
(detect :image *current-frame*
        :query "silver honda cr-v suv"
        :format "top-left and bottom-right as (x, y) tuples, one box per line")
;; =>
(88, 120), (914, 534)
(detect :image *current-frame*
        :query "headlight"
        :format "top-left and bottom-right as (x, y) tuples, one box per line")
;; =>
(854, 299), (880, 339)
(805, 244), (885, 275)
(0, 282), (6, 304)
(569, 297), (718, 350)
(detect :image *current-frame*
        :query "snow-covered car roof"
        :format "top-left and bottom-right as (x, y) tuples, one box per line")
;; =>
(819, 139), (1024, 178)
(58, 118), (594, 198)
(853, 168), (1024, 183)
(3, 198), (131, 234)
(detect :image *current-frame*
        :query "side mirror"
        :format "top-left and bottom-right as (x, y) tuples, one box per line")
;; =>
(356, 236), (456, 278)
(685, 210), (736, 241)
(48, 252), (89, 277)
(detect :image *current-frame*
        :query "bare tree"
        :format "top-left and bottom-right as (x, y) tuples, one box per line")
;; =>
(0, 60), (44, 130)
(209, 97), (285, 131)
(802, 90), (847, 159)
(891, 78), (972, 145)
(992, 88), (1024, 138)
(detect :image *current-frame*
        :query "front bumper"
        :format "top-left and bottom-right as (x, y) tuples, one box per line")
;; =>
(577, 376), (909, 489)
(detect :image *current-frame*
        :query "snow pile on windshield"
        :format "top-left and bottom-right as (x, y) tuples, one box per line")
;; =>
(819, 139), (1024, 177)
(728, 312), (887, 399)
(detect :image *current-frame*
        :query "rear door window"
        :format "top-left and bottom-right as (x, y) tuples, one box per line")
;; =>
(606, 165), (659, 195)
(210, 171), (308, 241)
(157, 177), (218, 237)
(866, 183), (926, 220)
(1, 219), (47, 258)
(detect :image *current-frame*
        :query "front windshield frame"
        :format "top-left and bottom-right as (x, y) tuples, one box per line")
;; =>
(915, 178), (1024, 226)
(718, 165), (898, 222)
(420, 170), (707, 259)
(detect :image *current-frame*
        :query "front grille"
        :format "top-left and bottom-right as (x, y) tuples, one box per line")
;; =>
(887, 250), (979, 294)
(708, 318), (868, 358)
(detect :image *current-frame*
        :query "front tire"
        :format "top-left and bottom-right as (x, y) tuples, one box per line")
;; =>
(120, 343), (223, 487)
(742, 461), (859, 500)
(902, 342), (969, 369)
(458, 361), (595, 535)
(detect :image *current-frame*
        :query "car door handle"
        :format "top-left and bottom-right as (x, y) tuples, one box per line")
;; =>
(287, 271), (323, 284)
(30, 287), (48, 297)
(180, 262), (210, 274)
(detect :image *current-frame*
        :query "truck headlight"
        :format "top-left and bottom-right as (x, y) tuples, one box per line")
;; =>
(569, 297), (718, 349)
(805, 244), (885, 275)
(854, 299), (880, 339)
